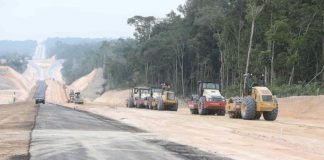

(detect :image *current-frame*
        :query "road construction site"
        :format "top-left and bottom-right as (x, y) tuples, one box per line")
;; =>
(0, 52), (324, 160)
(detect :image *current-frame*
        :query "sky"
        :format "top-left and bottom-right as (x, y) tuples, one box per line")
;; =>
(0, 0), (185, 41)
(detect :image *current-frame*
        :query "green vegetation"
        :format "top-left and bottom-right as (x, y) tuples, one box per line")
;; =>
(50, 0), (324, 97)
(0, 53), (29, 73)
(103, 0), (324, 97)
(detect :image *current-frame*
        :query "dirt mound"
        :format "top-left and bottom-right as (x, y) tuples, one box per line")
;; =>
(278, 96), (324, 120)
(69, 69), (98, 91)
(82, 68), (106, 100)
(68, 68), (105, 101)
(93, 89), (130, 107)
(0, 66), (35, 104)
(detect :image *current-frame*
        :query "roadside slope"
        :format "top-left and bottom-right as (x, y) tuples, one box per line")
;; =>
(0, 66), (35, 104)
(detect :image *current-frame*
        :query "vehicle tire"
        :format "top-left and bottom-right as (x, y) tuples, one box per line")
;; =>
(263, 98), (278, 121)
(190, 109), (198, 114)
(241, 96), (256, 120)
(217, 109), (225, 116)
(157, 97), (165, 111)
(198, 97), (208, 115)
(254, 112), (262, 120)
(170, 103), (178, 111)
(148, 102), (152, 109)
(228, 112), (235, 118)
(263, 108), (278, 121)
(208, 110), (216, 115)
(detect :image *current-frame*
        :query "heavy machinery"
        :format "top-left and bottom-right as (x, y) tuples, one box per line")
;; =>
(226, 73), (278, 121)
(67, 90), (84, 104)
(152, 83), (178, 111)
(67, 90), (75, 103)
(188, 82), (226, 115)
(74, 91), (84, 104)
(146, 87), (163, 110)
(135, 88), (150, 108)
(126, 87), (150, 108)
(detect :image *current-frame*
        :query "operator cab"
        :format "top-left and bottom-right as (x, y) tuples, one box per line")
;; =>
(198, 82), (220, 97)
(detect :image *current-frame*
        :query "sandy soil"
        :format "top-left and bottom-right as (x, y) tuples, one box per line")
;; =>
(0, 66), (35, 104)
(0, 102), (37, 160)
(55, 87), (324, 160)
(45, 80), (68, 104)
(41, 58), (324, 160)
(69, 69), (98, 92)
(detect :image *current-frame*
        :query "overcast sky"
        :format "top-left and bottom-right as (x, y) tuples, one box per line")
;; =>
(0, 0), (185, 41)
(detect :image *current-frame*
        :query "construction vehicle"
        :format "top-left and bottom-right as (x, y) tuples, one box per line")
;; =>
(135, 87), (150, 108)
(74, 91), (84, 104)
(226, 73), (278, 121)
(67, 90), (75, 103)
(145, 87), (163, 110)
(67, 90), (84, 104)
(126, 87), (150, 108)
(34, 81), (47, 104)
(188, 81), (226, 115)
(154, 83), (178, 111)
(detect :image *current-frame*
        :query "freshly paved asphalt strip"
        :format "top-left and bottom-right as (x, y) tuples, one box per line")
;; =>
(29, 104), (230, 160)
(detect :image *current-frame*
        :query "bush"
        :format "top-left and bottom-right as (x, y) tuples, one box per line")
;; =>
(222, 83), (323, 98)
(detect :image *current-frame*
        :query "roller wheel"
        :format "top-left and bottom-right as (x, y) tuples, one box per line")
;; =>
(198, 97), (208, 115)
(217, 109), (225, 116)
(190, 109), (198, 114)
(254, 112), (262, 120)
(127, 98), (134, 108)
(170, 103), (178, 111)
(263, 98), (278, 121)
(157, 97), (165, 111)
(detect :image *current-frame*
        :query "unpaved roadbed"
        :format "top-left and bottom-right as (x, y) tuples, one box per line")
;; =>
(30, 104), (228, 160)
(0, 102), (37, 160)
(63, 104), (324, 160)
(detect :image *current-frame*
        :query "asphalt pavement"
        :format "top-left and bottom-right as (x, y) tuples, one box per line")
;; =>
(29, 104), (229, 160)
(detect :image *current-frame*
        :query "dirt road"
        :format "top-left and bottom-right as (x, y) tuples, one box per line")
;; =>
(30, 103), (228, 160)
(66, 104), (324, 160)
(0, 102), (37, 160)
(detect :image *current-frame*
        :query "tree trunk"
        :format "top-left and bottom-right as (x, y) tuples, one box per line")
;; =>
(219, 48), (224, 91)
(145, 62), (149, 85)
(264, 66), (268, 86)
(270, 42), (275, 85)
(181, 59), (185, 97)
(175, 58), (178, 94)
(244, 18), (256, 89)
(288, 66), (294, 85)
(322, 15), (324, 83)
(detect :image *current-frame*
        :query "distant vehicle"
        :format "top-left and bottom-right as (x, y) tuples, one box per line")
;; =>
(67, 90), (84, 104)
(153, 83), (178, 111)
(34, 81), (47, 104)
(74, 92), (84, 104)
(188, 82), (226, 115)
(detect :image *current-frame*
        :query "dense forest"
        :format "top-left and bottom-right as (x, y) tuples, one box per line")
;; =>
(52, 0), (324, 97)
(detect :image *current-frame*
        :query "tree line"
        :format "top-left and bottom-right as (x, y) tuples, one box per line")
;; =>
(51, 0), (324, 97)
